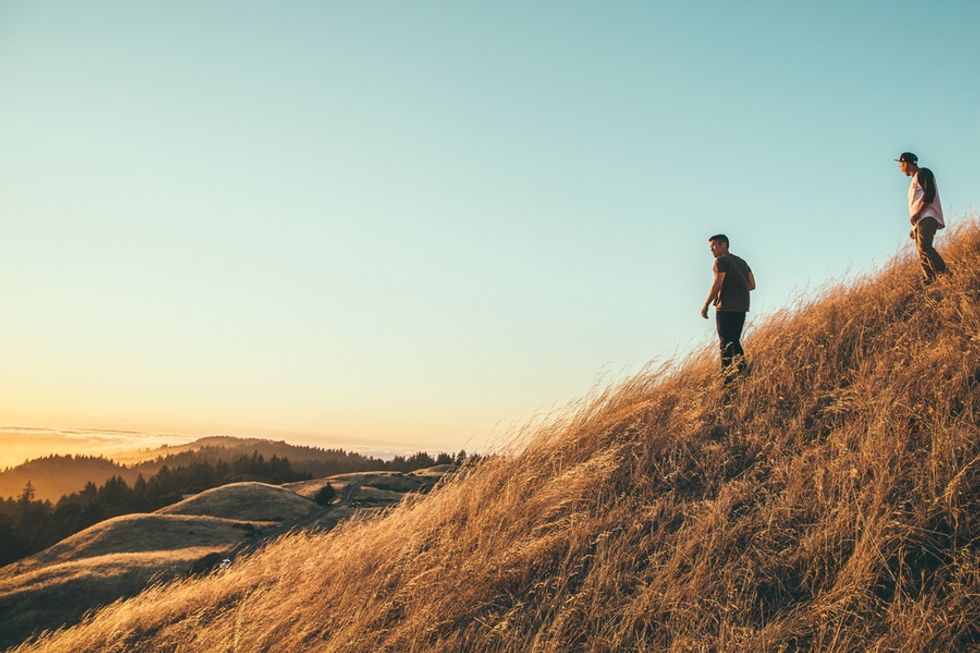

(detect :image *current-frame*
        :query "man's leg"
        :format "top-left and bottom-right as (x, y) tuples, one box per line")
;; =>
(728, 312), (746, 374)
(716, 312), (747, 380)
(716, 312), (733, 372)
(914, 217), (948, 281)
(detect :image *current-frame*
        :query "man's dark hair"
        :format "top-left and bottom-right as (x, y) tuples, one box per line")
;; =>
(708, 234), (729, 246)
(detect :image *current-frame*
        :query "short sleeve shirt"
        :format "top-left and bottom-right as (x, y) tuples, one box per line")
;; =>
(714, 254), (752, 312)
(908, 168), (945, 227)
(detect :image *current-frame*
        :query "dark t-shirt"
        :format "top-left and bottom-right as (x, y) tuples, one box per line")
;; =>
(714, 253), (752, 312)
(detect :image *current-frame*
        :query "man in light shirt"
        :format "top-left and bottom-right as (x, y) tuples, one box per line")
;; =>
(896, 152), (949, 283)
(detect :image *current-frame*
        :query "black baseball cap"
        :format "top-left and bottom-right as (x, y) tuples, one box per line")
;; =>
(895, 152), (918, 163)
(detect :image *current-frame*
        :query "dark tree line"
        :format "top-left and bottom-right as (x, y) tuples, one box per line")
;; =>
(296, 451), (468, 478)
(0, 452), (308, 567)
(127, 446), (470, 479)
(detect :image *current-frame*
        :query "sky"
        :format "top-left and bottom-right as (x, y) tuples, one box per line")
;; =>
(1, 1), (978, 462)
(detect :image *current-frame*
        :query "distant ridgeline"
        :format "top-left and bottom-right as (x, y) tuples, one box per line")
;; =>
(0, 440), (468, 502)
(0, 443), (467, 568)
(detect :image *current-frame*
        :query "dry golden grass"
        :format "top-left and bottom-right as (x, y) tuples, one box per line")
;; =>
(157, 482), (318, 522)
(11, 222), (979, 653)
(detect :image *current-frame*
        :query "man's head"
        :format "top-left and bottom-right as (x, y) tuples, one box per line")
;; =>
(708, 234), (729, 257)
(896, 152), (919, 177)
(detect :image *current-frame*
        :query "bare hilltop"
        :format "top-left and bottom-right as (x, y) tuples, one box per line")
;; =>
(8, 223), (979, 652)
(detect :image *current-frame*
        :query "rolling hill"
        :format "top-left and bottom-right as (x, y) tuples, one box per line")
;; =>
(0, 512), (270, 651)
(157, 482), (319, 522)
(8, 223), (979, 652)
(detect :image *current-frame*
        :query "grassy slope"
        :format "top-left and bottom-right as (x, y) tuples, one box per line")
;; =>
(13, 224), (979, 653)
(157, 482), (317, 522)
(0, 513), (264, 650)
(283, 468), (451, 499)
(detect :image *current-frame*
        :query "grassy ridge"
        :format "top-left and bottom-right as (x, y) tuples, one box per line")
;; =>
(13, 223), (979, 652)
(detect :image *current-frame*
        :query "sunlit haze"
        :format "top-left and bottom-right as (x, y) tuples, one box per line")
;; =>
(2, 2), (978, 462)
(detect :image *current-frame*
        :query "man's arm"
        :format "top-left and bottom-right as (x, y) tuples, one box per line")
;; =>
(748, 271), (756, 291)
(701, 265), (726, 319)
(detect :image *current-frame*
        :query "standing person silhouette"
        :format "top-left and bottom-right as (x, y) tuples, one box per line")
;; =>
(701, 234), (756, 382)
(896, 152), (949, 283)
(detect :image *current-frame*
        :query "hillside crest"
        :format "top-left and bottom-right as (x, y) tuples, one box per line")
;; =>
(12, 223), (979, 653)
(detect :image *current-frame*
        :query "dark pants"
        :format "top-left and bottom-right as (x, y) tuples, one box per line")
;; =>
(716, 311), (746, 378)
(914, 217), (948, 281)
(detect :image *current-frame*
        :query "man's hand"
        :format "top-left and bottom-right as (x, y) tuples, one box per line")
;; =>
(700, 304), (709, 319)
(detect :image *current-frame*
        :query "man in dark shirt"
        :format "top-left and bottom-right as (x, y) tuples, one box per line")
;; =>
(700, 234), (756, 381)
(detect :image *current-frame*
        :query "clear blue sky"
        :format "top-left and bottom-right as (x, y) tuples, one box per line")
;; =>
(1, 1), (977, 455)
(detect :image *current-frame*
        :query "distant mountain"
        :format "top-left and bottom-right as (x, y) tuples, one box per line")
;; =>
(127, 438), (453, 477)
(110, 436), (281, 465)
(128, 437), (385, 473)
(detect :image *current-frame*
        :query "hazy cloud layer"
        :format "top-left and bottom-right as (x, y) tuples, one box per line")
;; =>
(0, 427), (196, 469)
